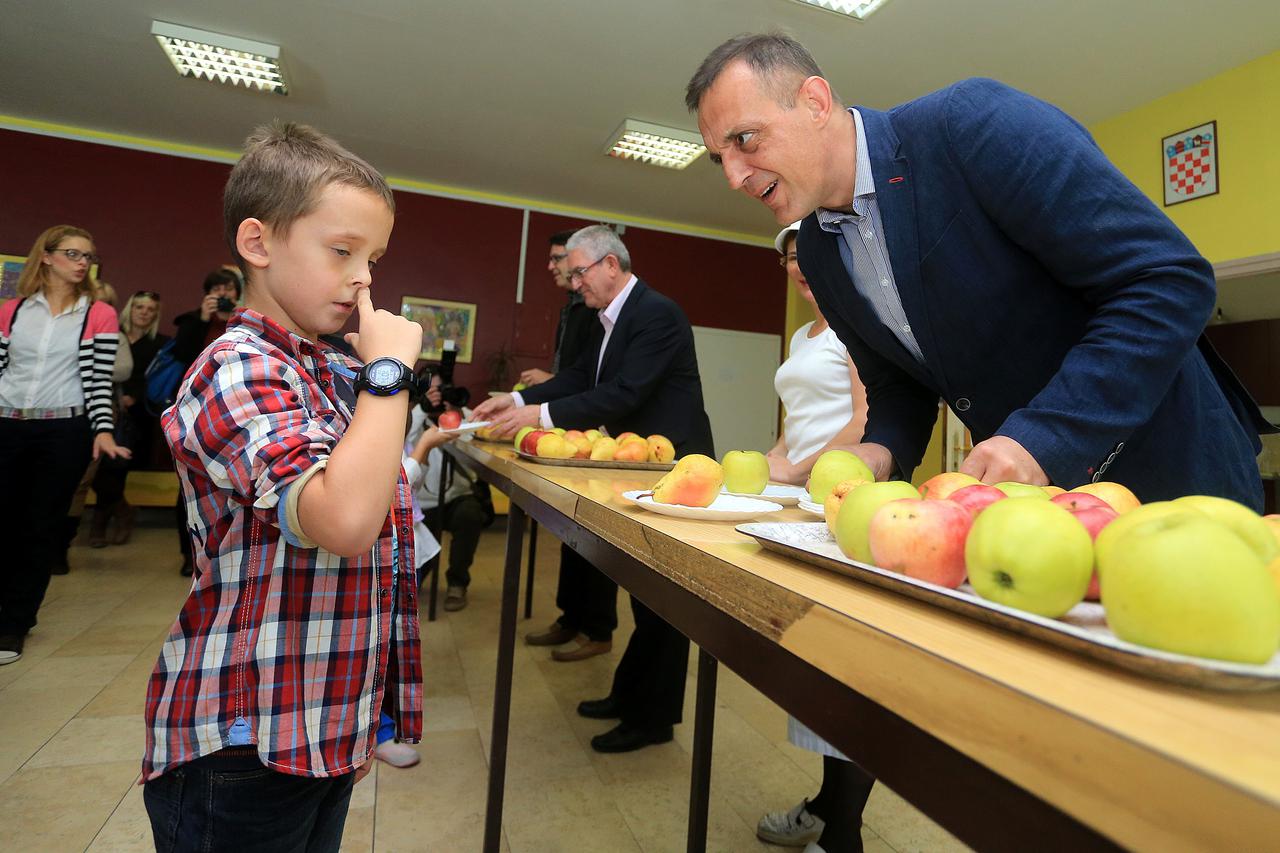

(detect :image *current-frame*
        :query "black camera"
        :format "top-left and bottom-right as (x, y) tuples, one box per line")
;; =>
(216, 297), (236, 313)
(419, 343), (470, 418)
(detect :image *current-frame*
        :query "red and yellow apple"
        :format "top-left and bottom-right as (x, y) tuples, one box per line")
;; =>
(1070, 481), (1141, 514)
(1052, 492), (1118, 600)
(613, 440), (649, 462)
(520, 429), (550, 455)
(948, 484), (1006, 516)
(824, 479), (866, 535)
(647, 435), (676, 464)
(868, 498), (973, 588)
(833, 480), (920, 564)
(917, 471), (979, 501)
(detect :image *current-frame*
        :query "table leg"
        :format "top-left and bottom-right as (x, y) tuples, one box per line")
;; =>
(523, 519), (538, 619)
(483, 501), (526, 852)
(686, 647), (717, 853)
(428, 452), (450, 622)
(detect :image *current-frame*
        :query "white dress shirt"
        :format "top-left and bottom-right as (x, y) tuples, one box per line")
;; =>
(515, 275), (639, 429)
(0, 291), (89, 409)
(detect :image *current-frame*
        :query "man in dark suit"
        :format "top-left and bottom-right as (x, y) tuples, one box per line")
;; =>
(473, 225), (715, 752)
(686, 33), (1271, 508)
(517, 230), (597, 389)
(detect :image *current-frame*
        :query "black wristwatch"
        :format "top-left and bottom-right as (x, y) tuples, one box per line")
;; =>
(354, 357), (415, 397)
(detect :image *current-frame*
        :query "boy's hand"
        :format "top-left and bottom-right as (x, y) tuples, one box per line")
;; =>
(344, 289), (422, 366)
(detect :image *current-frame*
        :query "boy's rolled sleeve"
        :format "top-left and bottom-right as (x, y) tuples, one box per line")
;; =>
(175, 346), (339, 533)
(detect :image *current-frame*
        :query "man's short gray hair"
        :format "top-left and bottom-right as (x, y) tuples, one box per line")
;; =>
(567, 225), (631, 272)
(685, 32), (837, 113)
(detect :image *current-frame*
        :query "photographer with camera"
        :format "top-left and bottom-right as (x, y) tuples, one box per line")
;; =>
(408, 350), (493, 612)
(169, 268), (242, 575)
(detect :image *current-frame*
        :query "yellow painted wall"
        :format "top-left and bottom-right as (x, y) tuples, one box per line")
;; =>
(1089, 49), (1280, 263)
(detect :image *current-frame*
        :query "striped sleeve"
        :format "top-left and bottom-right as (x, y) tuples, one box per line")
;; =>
(82, 302), (119, 433)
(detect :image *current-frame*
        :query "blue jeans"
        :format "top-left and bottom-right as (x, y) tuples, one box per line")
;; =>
(143, 749), (355, 853)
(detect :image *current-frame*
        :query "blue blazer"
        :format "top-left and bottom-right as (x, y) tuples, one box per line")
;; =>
(797, 79), (1271, 509)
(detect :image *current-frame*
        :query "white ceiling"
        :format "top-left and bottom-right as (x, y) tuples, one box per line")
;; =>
(1, 0), (1277, 243)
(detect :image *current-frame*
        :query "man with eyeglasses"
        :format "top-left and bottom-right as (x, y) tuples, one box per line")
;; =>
(473, 225), (715, 753)
(518, 230), (596, 388)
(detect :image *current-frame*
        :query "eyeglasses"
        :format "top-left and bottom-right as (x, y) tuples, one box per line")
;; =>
(568, 256), (607, 282)
(549, 252), (568, 263)
(51, 248), (100, 264)
(778, 253), (799, 267)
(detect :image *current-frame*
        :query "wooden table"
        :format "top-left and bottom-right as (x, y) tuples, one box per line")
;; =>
(455, 439), (1280, 852)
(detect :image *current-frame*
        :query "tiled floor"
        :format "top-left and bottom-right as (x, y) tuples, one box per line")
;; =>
(0, 513), (968, 852)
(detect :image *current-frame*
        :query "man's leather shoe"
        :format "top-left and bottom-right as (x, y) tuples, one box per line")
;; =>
(577, 695), (622, 720)
(525, 621), (576, 646)
(590, 722), (673, 754)
(551, 636), (611, 662)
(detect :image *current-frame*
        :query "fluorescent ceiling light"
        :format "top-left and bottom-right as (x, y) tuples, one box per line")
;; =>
(152, 21), (288, 95)
(605, 119), (706, 170)
(789, 0), (895, 20)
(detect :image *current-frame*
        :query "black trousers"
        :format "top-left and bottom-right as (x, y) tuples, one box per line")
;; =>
(0, 416), (92, 635)
(555, 543), (617, 642)
(609, 596), (690, 728)
(422, 495), (486, 589)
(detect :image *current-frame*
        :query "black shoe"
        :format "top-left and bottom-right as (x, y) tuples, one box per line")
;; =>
(179, 556), (194, 577)
(0, 634), (25, 666)
(577, 695), (623, 720)
(590, 722), (673, 754)
(50, 554), (70, 576)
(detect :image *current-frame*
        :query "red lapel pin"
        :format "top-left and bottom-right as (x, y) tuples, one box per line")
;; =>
(888, 176), (905, 184)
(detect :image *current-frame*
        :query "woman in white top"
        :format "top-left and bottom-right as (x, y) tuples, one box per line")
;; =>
(0, 226), (130, 665)
(766, 226), (867, 486)
(757, 223), (875, 853)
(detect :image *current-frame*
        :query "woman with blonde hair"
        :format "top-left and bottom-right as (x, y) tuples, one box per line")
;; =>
(0, 225), (129, 665)
(90, 289), (168, 545)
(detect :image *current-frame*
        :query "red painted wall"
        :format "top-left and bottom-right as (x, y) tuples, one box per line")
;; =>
(0, 128), (784, 401)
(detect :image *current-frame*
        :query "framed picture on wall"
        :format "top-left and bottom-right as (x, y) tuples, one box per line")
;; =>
(1162, 120), (1218, 206)
(400, 296), (477, 363)
(0, 255), (25, 301)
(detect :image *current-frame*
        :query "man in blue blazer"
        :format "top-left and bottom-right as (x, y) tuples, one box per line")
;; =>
(687, 33), (1271, 508)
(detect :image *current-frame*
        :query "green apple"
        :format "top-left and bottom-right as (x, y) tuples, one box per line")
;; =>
(808, 450), (874, 504)
(513, 426), (536, 450)
(512, 382), (528, 392)
(965, 498), (1093, 617)
(1099, 513), (1280, 663)
(834, 480), (919, 563)
(1093, 501), (1193, 570)
(722, 450), (770, 494)
(993, 481), (1050, 500)
(1173, 495), (1280, 564)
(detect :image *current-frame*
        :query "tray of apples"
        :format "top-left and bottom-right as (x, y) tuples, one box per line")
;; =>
(512, 426), (677, 471)
(736, 452), (1280, 691)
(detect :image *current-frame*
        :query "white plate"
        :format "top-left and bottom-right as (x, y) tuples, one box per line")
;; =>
(621, 490), (784, 521)
(439, 420), (491, 435)
(797, 499), (826, 517)
(720, 484), (809, 505)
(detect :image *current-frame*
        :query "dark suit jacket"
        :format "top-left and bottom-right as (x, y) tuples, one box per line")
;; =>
(798, 78), (1272, 508)
(553, 292), (597, 372)
(520, 279), (715, 459)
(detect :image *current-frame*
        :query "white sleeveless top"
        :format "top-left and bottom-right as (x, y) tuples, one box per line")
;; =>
(774, 322), (855, 463)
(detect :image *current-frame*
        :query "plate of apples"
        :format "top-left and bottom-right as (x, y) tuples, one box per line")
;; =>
(622, 454), (784, 522)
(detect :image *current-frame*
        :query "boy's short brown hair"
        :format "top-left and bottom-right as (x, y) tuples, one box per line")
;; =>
(224, 121), (395, 280)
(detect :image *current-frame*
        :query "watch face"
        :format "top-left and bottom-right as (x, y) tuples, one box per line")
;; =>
(369, 359), (403, 387)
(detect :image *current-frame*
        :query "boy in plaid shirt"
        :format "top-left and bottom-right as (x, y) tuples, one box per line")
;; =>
(142, 122), (432, 851)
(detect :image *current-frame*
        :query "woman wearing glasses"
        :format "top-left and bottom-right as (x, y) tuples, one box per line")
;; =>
(0, 225), (130, 665)
(756, 221), (874, 853)
(90, 290), (168, 546)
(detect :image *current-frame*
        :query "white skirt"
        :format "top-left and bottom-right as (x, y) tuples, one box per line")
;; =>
(787, 714), (849, 760)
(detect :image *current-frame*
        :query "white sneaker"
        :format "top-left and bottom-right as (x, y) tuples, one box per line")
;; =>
(373, 740), (420, 768)
(757, 798), (825, 846)
(801, 843), (828, 853)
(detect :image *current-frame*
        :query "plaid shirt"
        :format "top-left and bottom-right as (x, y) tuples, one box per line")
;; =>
(143, 309), (422, 781)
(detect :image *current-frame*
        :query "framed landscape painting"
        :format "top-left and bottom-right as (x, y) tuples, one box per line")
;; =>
(400, 296), (477, 363)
